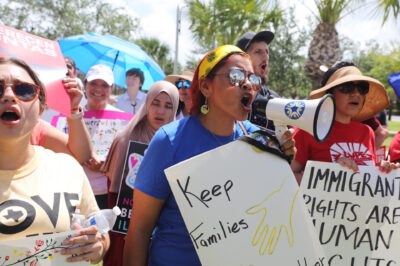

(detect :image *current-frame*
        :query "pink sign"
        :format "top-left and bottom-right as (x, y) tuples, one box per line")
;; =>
(0, 24), (71, 116)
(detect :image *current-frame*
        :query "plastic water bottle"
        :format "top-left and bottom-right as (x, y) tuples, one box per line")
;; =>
(71, 209), (86, 229)
(84, 206), (121, 235)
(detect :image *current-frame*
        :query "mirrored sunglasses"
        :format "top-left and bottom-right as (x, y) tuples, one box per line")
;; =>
(175, 80), (191, 90)
(215, 69), (261, 90)
(0, 81), (40, 102)
(336, 81), (369, 95)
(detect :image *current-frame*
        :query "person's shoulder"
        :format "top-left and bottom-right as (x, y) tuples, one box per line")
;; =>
(35, 146), (82, 166)
(105, 104), (123, 112)
(162, 116), (192, 135)
(240, 120), (260, 134)
(115, 92), (128, 100)
(351, 120), (374, 133)
(138, 90), (147, 99)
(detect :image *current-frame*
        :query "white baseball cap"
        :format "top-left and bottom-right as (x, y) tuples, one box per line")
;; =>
(85, 65), (114, 86)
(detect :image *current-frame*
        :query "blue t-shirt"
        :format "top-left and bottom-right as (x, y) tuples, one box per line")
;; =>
(134, 115), (259, 266)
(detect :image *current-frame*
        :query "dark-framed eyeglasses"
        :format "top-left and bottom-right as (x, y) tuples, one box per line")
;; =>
(214, 69), (261, 90)
(175, 80), (191, 90)
(0, 81), (40, 102)
(336, 81), (369, 95)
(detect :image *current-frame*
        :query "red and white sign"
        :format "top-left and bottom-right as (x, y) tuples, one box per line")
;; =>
(0, 24), (70, 116)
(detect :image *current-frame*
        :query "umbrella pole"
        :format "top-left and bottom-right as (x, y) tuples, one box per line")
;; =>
(112, 51), (120, 71)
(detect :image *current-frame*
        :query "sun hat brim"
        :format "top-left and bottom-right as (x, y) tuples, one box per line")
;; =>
(310, 66), (389, 121)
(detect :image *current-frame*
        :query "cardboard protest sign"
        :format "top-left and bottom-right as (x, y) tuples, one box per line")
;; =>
(165, 140), (324, 265)
(0, 231), (89, 265)
(0, 24), (70, 116)
(51, 110), (133, 161)
(376, 146), (386, 165)
(300, 161), (400, 265)
(113, 141), (148, 234)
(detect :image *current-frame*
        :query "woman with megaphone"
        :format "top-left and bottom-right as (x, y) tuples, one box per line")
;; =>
(291, 61), (399, 184)
(122, 45), (296, 266)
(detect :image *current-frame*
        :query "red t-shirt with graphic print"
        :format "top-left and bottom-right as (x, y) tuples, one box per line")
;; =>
(294, 120), (377, 166)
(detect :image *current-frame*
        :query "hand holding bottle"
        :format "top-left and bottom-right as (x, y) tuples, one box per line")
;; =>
(62, 223), (108, 264)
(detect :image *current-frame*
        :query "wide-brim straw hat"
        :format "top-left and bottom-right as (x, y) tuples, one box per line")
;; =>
(310, 66), (389, 121)
(164, 69), (194, 84)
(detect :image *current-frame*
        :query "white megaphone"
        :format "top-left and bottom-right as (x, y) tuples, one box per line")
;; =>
(262, 94), (336, 144)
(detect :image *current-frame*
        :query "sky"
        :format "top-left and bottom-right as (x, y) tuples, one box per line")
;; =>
(115, 0), (400, 67)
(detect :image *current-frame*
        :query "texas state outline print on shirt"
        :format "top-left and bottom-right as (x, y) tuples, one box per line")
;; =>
(330, 142), (374, 165)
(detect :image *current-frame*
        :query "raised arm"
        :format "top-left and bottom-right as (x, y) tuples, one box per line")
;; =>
(43, 70), (92, 163)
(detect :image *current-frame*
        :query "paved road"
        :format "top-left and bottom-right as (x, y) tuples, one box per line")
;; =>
(389, 115), (400, 122)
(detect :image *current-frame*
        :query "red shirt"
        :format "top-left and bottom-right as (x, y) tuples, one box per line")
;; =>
(389, 131), (400, 162)
(294, 120), (376, 166)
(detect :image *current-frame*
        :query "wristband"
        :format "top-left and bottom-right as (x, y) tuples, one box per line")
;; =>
(68, 106), (84, 120)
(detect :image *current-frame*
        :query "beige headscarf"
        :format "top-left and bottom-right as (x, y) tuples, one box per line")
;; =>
(101, 80), (179, 193)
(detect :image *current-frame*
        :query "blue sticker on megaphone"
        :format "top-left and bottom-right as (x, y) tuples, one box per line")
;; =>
(285, 101), (305, 120)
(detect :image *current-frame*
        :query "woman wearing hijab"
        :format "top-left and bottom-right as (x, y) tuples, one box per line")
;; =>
(101, 80), (179, 266)
(122, 45), (296, 266)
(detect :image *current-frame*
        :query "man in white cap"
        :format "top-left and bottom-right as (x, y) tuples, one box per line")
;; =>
(236, 30), (279, 133)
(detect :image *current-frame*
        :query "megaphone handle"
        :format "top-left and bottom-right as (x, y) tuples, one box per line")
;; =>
(274, 124), (287, 146)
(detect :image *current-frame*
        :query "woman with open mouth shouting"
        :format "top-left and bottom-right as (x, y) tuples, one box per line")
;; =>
(0, 57), (109, 264)
(122, 45), (296, 266)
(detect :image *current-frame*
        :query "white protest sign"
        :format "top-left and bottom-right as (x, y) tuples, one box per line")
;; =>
(0, 231), (89, 265)
(165, 140), (325, 265)
(300, 161), (400, 265)
(52, 110), (133, 161)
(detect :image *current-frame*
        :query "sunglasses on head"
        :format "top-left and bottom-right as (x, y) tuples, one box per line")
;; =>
(175, 80), (191, 90)
(336, 81), (369, 95)
(214, 69), (261, 90)
(0, 81), (40, 102)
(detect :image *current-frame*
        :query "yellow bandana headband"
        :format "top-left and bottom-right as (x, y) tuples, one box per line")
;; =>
(198, 45), (246, 79)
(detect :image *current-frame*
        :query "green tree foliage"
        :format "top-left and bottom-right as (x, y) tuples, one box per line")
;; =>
(0, 0), (140, 41)
(346, 42), (400, 114)
(185, 0), (283, 52)
(268, 9), (312, 99)
(374, 0), (400, 25)
(135, 37), (176, 75)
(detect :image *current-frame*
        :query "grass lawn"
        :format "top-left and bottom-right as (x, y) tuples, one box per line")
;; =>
(382, 120), (400, 149)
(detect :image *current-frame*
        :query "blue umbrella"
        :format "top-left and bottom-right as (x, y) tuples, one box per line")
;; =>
(58, 33), (165, 91)
(388, 72), (400, 99)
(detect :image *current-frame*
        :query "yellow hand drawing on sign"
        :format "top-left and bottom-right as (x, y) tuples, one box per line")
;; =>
(246, 176), (300, 255)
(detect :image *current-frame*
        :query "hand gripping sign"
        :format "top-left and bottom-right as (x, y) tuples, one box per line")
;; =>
(164, 134), (325, 265)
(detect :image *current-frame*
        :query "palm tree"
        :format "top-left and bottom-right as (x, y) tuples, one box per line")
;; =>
(185, 0), (283, 52)
(305, 0), (353, 90)
(135, 37), (175, 74)
(305, 0), (399, 90)
(374, 0), (400, 25)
